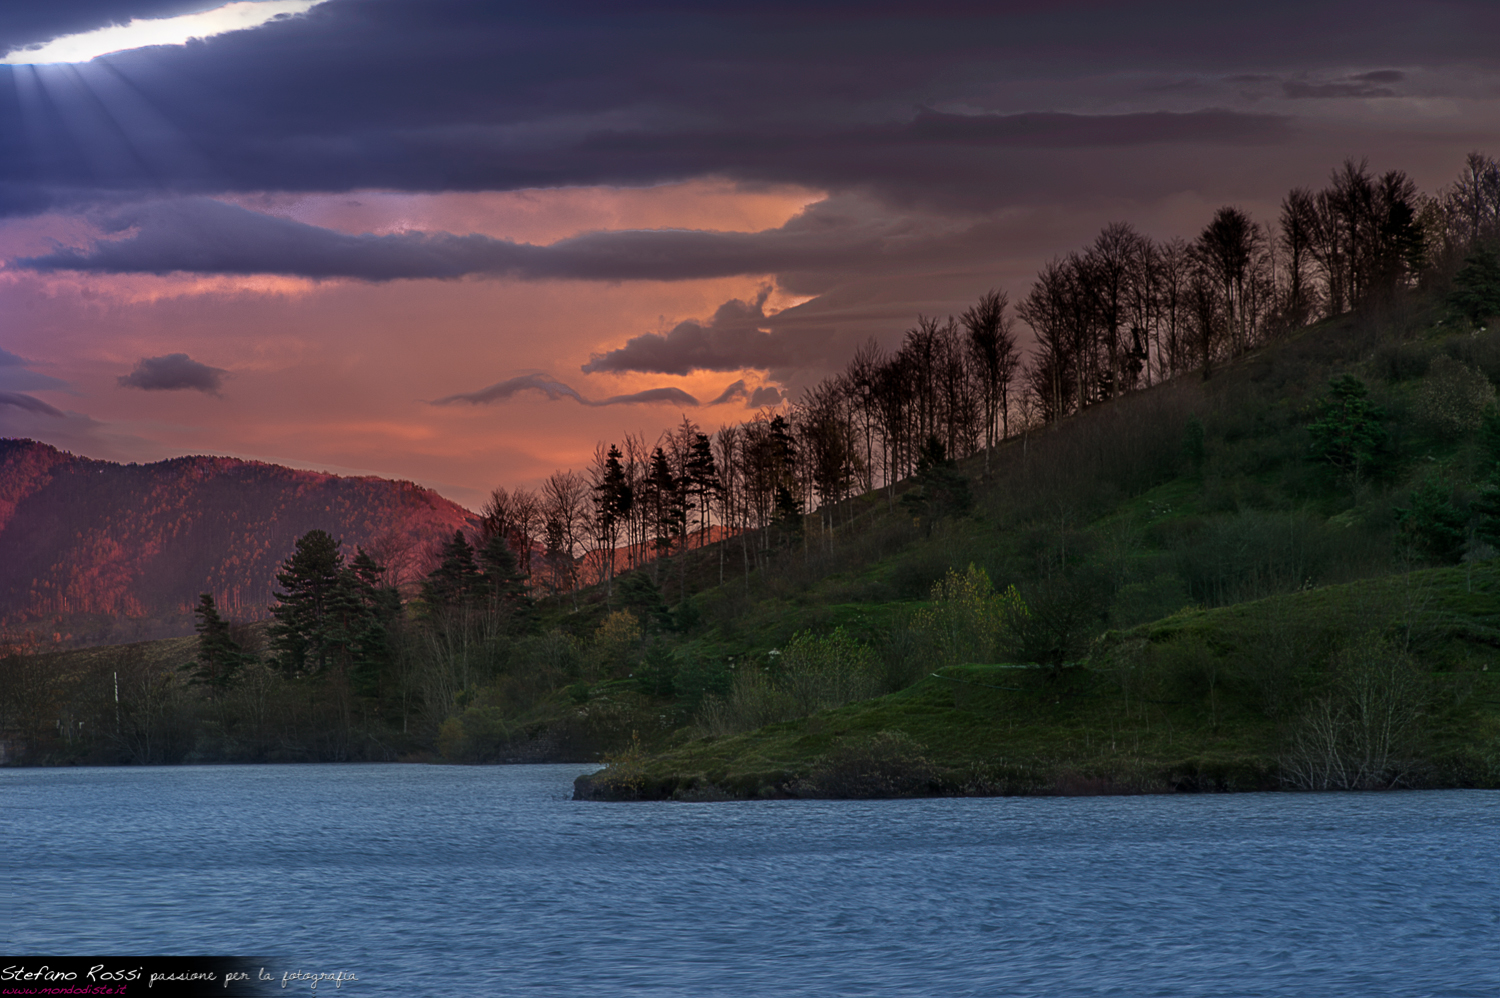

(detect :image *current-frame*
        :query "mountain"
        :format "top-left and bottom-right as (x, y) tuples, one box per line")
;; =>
(0, 439), (477, 648)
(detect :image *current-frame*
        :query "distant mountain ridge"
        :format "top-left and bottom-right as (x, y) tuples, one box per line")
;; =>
(0, 439), (477, 648)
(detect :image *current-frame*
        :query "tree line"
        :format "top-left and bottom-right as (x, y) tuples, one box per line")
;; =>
(460, 153), (1500, 600)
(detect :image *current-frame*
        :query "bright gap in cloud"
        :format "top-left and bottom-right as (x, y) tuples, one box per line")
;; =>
(1, 0), (325, 65)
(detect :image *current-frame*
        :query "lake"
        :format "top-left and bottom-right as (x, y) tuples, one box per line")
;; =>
(3, 764), (1497, 996)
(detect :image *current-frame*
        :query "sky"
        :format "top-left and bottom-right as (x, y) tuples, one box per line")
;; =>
(1, 1), (1498, 508)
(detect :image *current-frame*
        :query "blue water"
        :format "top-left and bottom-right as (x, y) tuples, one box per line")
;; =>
(3, 765), (1497, 997)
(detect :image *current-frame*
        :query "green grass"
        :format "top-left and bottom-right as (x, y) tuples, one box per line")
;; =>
(576, 562), (1500, 800)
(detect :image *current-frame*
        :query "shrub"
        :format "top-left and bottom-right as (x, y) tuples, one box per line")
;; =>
(1414, 356), (1495, 436)
(1373, 341), (1432, 383)
(695, 628), (882, 735)
(912, 564), (1028, 666)
(592, 610), (642, 678)
(1280, 633), (1429, 790)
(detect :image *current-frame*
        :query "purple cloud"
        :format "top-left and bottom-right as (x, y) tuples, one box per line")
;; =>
(0, 391), (64, 416)
(431, 373), (698, 408)
(118, 353), (226, 393)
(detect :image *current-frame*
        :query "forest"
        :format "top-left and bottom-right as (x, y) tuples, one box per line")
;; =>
(6, 152), (1500, 793)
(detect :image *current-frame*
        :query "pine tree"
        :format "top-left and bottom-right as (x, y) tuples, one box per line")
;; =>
(187, 593), (249, 691)
(1448, 247), (1500, 328)
(686, 432), (719, 547)
(901, 436), (972, 531)
(423, 530), (483, 611)
(1309, 375), (1387, 485)
(592, 444), (633, 599)
(1395, 478), (1467, 563)
(268, 529), (347, 676)
(346, 548), (400, 698)
(648, 446), (684, 565)
(478, 531), (535, 632)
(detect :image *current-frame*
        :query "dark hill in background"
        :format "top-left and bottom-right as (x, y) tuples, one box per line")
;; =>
(0, 439), (476, 649)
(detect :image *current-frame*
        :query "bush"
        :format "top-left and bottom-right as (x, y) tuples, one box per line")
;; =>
(592, 610), (642, 678)
(911, 564), (1027, 666)
(1373, 341), (1432, 383)
(1414, 356), (1495, 436)
(1280, 633), (1429, 790)
(695, 628), (882, 736)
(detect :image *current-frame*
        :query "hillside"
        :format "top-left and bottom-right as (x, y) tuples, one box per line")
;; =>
(0, 440), (476, 648)
(12, 289), (1500, 780)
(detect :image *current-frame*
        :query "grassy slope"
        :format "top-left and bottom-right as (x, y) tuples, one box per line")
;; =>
(578, 562), (1500, 799)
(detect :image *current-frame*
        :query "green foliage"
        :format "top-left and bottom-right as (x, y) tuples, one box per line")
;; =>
(615, 571), (672, 632)
(268, 530), (343, 676)
(1413, 356), (1495, 436)
(1473, 481), (1500, 550)
(1009, 570), (1111, 670)
(1182, 416), (1206, 474)
(674, 655), (732, 709)
(911, 564), (1027, 665)
(1447, 246), (1500, 328)
(186, 593), (250, 691)
(268, 531), (399, 696)
(592, 610), (642, 679)
(437, 704), (511, 763)
(477, 532), (535, 632)
(1395, 478), (1468, 563)
(1482, 407), (1500, 468)
(637, 641), (678, 697)
(698, 628), (882, 736)
(423, 530), (483, 610)
(1308, 374), (1388, 483)
(901, 436), (972, 528)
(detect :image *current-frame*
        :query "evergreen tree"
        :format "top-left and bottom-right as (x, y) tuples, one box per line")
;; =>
(187, 593), (249, 691)
(648, 446), (685, 563)
(901, 436), (972, 530)
(1309, 375), (1387, 484)
(686, 433), (720, 546)
(1395, 478), (1467, 563)
(1473, 481), (1500, 552)
(616, 570), (672, 633)
(423, 530), (483, 610)
(268, 529), (348, 676)
(592, 444), (633, 599)
(346, 548), (401, 697)
(478, 531), (535, 631)
(1447, 247), (1500, 328)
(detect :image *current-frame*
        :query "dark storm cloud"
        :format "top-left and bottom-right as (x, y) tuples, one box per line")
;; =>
(117, 352), (226, 393)
(431, 373), (698, 408)
(748, 386), (784, 407)
(583, 290), (788, 375)
(20, 195), (976, 283)
(0, 347), (26, 365)
(0, 0), (1490, 217)
(709, 380), (748, 405)
(0, 391), (64, 416)
(706, 379), (782, 407)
